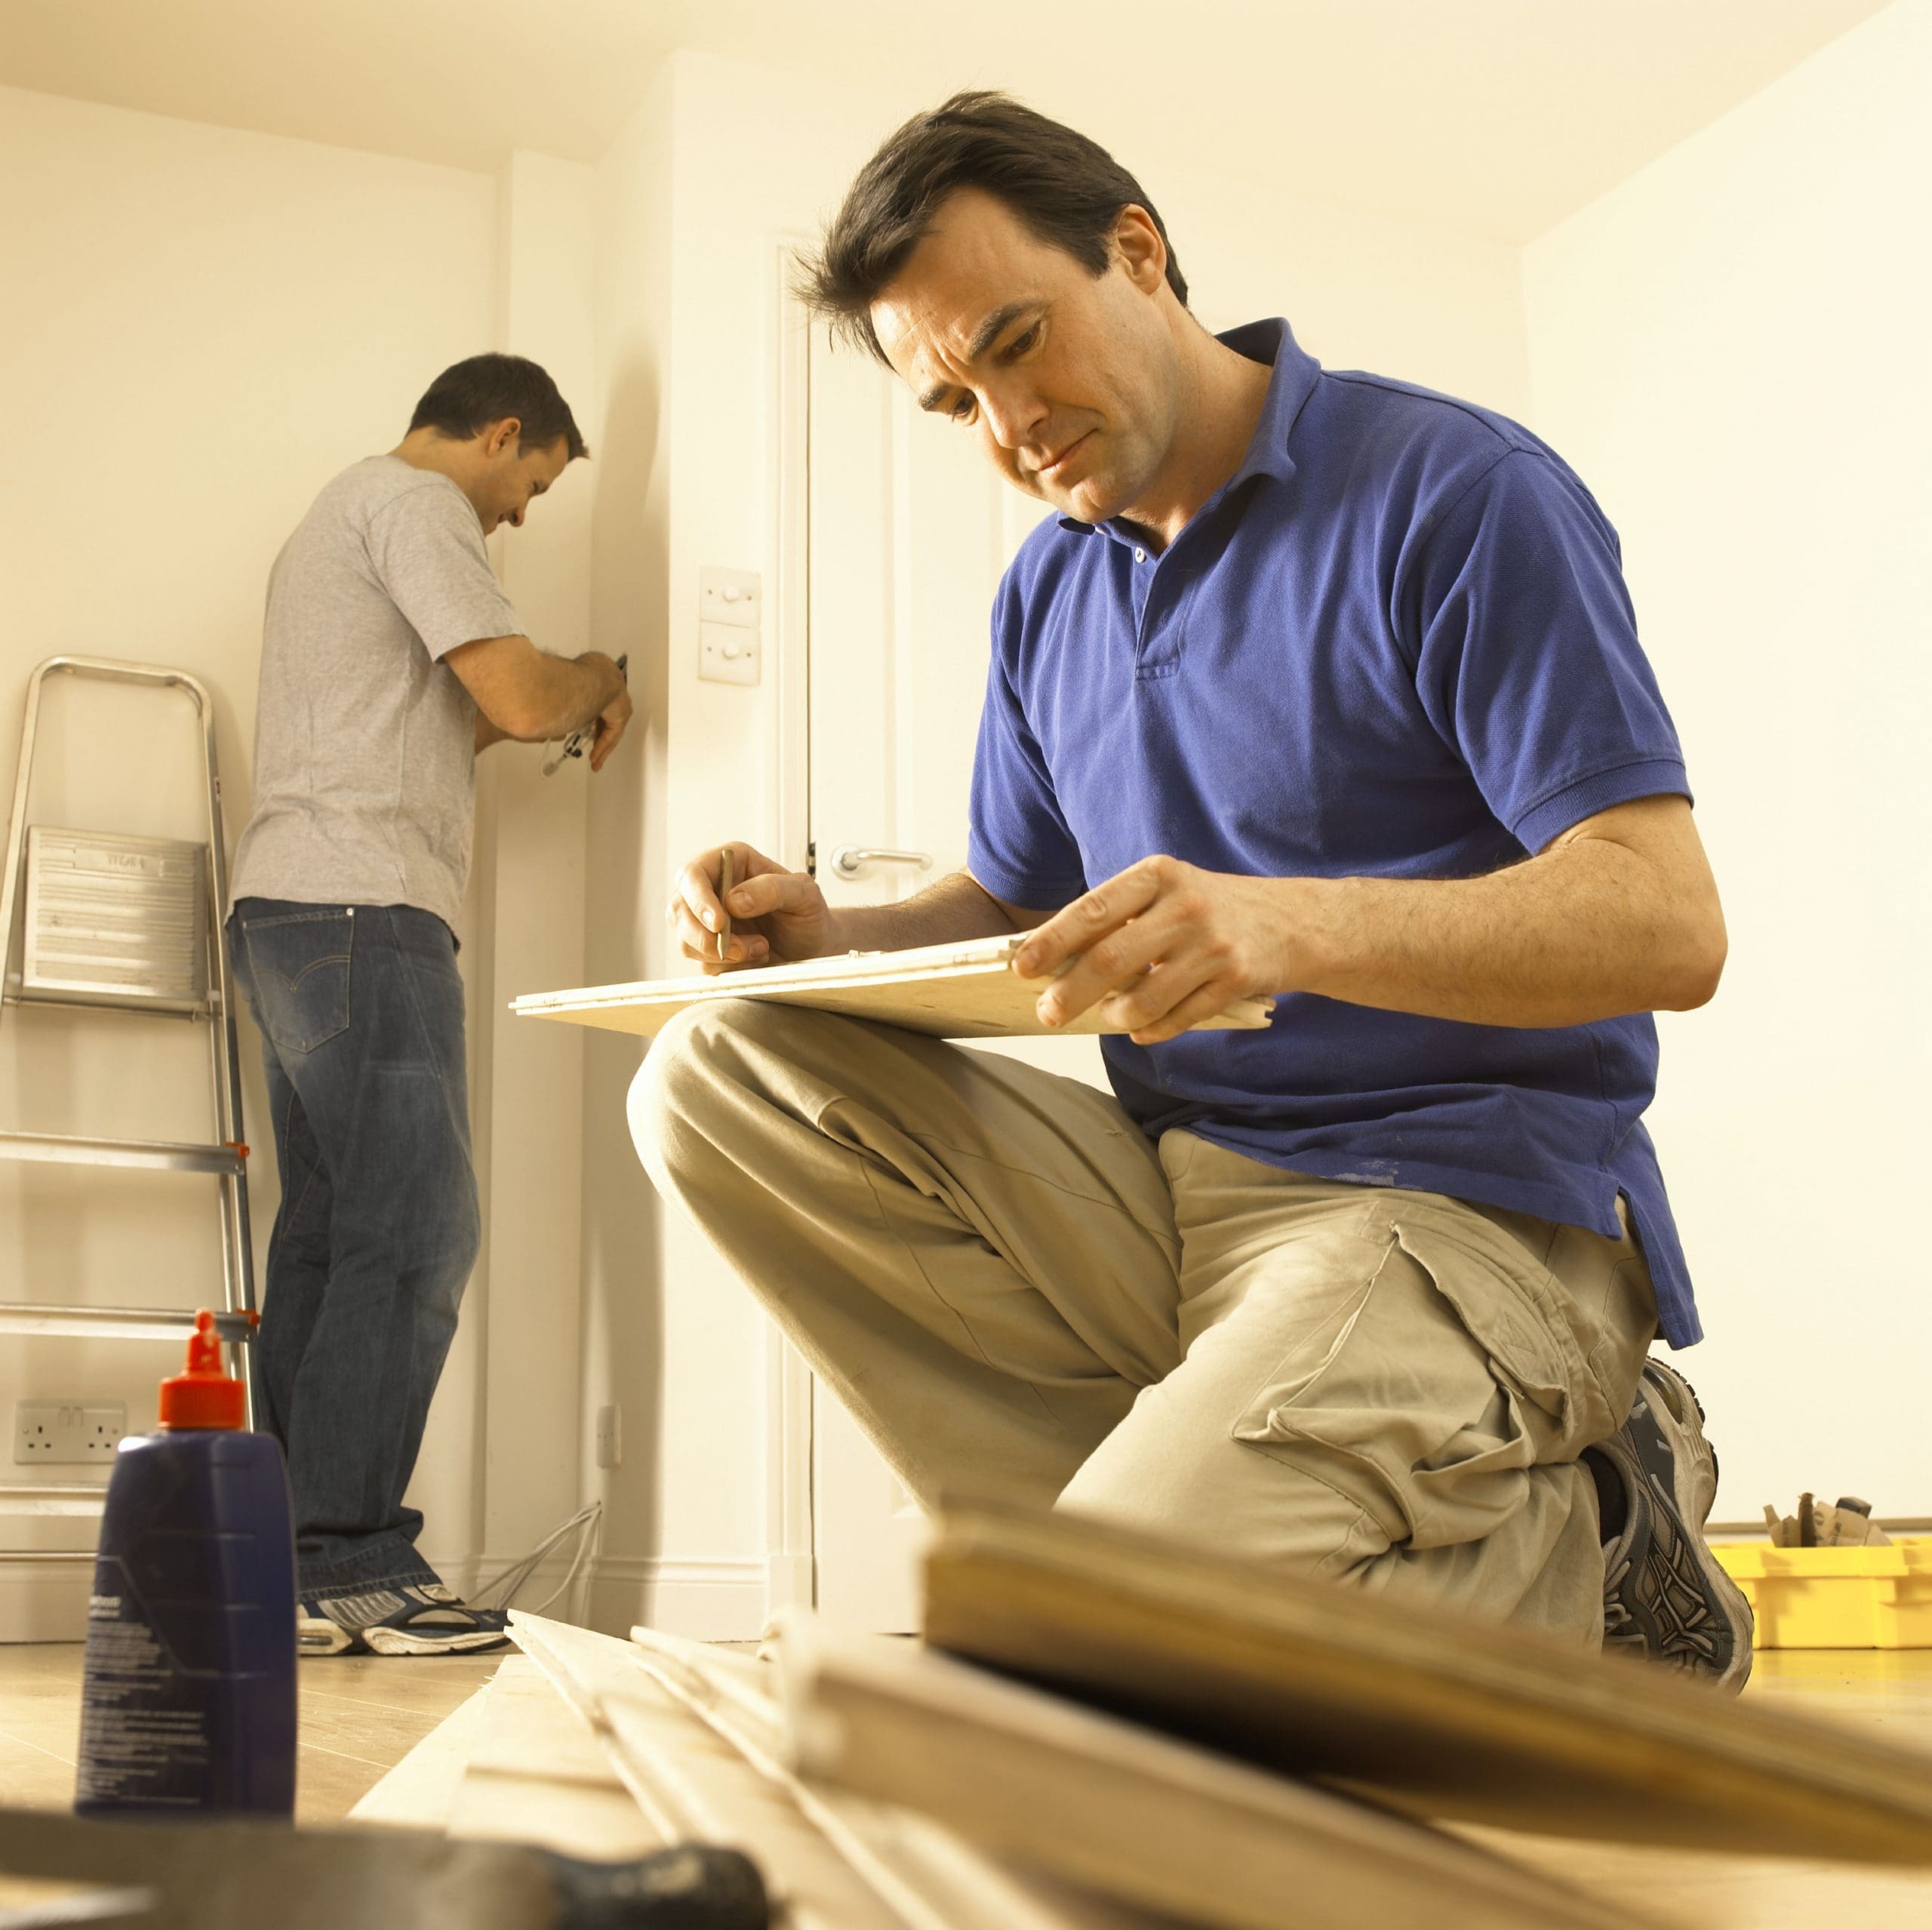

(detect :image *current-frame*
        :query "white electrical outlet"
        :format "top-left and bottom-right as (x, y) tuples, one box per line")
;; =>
(595, 1403), (623, 1470)
(14, 1399), (128, 1466)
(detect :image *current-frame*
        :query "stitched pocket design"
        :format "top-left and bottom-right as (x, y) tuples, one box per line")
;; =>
(242, 913), (353, 1055)
(1228, 1209), (1610, 1550)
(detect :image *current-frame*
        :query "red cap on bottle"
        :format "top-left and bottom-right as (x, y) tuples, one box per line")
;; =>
(158, 1310), (245, 1430)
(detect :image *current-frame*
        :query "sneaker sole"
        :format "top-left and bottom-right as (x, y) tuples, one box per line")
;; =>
(362, 1624), (513, 1658)
(297, 1614), (366, 1658)
(1635, 1360), (1755, 1691)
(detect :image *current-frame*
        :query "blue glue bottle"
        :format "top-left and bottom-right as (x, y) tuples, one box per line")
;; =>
(75, 1310), (297, 1816)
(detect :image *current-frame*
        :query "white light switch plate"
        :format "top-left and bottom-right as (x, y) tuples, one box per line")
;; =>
(700, 620), (760, 685)
(699, 567), (761, 629)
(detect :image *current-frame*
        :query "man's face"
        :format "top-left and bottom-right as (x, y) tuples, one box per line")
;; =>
(476, 431), (571, 534)
(870, 189), (1181, 525)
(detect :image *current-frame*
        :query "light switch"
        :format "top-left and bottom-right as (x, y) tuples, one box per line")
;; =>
(700, 620), (760, 685)
(698, 566), (761, 685)
(700, 567), (761, 629)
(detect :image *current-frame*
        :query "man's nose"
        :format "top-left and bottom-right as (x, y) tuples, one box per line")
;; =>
(980, 383), (1049, 451)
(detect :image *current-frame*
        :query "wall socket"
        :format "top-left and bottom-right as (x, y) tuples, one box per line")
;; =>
(594, 1402), (623, 1470)
(14, 1399), (128, 1465)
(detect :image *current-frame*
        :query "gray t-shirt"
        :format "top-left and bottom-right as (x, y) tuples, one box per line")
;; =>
(229, 456), (524, 930)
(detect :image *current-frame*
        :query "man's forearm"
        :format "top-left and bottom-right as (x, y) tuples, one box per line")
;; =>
(504, 654), (621, 742)
(826, 870), (1023, 953)
(1284, 817), (1726, 1027)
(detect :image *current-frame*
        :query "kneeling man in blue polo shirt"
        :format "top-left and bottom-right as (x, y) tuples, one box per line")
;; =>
(640, 94), (1752, 1683)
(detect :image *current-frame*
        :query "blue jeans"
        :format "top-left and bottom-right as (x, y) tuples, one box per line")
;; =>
(227, 900), (480, 1603)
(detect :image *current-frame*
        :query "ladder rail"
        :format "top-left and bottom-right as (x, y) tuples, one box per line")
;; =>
(0, 654), (260, 1429)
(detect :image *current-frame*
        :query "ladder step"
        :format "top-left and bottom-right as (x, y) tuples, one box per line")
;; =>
(0, 1482), (106, 1518)
(0, 1304), (257, 1344)
(0, 1129), (244, 1175)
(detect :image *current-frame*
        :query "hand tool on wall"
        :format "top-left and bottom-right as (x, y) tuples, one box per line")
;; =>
(543, 654), (629, 776)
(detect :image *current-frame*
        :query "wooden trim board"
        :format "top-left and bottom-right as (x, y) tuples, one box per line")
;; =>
(921, 1499), (1932, 1864)
(777, 1614), (1649, 1930)
(510, 934), (1276, 1042)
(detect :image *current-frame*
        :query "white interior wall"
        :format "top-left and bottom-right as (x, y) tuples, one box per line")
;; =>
(471, 149), (600, 1594)
(0, 87), (615, 1633)
(1523, 0), (1932, 1519)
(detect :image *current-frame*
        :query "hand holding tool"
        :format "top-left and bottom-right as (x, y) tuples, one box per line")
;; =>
(543, 655), (629, 777)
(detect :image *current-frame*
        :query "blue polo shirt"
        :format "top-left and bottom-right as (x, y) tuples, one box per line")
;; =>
(968, 319), (1701, 1348)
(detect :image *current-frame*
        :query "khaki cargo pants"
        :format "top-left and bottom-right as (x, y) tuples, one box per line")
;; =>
(632, 1001), (1660, 1646)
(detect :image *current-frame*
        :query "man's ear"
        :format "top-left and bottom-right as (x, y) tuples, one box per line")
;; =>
(1112, 205), (1168, 295)
(483, 417), (522, 458)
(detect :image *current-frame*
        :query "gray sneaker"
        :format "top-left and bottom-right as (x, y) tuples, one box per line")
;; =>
(1587, 1359), (1754, 1691)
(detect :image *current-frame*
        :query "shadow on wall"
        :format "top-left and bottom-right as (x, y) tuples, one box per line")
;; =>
(580, 343), (672, 1628)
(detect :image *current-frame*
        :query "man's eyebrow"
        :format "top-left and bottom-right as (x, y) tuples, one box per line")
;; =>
(915, 301), (1037, 413)
(967, 300), (1033, 362)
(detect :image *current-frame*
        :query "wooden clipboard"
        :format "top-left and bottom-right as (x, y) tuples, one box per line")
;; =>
(511, 934), (1276, 1042)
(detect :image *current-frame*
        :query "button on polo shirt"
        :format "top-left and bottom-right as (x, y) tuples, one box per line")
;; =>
(968, 319), (1702, 1347)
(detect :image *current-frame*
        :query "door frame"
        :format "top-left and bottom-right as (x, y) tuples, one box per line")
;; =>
(762, 239), (817, 1617)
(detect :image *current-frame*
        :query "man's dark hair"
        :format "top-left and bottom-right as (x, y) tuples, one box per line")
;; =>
(800, 91), (1188, 364)
(408, 353), (589, 460)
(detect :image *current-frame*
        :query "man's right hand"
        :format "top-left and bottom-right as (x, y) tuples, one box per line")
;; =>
(669, 842), (838, 975)
(581, 653), (632, 771)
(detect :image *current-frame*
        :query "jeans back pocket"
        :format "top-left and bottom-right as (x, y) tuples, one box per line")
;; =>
(239, 911), (353, 1055)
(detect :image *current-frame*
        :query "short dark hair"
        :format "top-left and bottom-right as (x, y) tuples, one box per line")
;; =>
(800, 91), (1188, 364)
(408, 353), (589, 460)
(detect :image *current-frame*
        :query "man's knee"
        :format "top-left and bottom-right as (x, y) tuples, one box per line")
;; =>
(628, 997), (783, 1187)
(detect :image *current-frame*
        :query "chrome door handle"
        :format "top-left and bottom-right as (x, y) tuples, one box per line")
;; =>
(829, 845), (934, 879)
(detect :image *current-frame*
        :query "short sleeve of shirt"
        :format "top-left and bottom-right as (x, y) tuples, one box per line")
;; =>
(365, 482), (525, 663)
(1409, 448), (1689, 852)
(967, 574), (1088, 910)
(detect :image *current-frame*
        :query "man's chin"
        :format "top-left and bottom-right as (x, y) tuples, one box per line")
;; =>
(1043, 476), (1127, 527)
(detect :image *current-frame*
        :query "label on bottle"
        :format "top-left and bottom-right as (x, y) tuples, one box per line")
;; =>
(75, 1557), (214, 1808)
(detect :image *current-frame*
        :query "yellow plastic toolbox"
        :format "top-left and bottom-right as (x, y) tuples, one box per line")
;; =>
(1715, 1538), (1932, 1648)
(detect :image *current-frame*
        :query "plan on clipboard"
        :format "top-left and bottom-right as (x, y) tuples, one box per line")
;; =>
(511, 934), (1276, 1042)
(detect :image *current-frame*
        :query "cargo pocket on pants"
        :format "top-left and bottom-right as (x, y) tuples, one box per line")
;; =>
(1229, 1209), (1605, 1553)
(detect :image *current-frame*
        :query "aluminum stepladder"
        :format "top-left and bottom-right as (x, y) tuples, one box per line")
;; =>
(0, 657), (259, 1559)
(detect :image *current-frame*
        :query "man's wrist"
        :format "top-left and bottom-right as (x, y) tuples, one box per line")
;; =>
(816, 904), (851, 957)
(1261, 873), (1336, 999)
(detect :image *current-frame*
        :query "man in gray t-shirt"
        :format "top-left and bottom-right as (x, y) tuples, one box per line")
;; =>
(227, 353), (631, 1657)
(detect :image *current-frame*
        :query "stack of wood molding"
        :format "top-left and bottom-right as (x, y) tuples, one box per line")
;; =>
(352, 1501), (1932, 1930)
(919, 1500), (1932, 1861)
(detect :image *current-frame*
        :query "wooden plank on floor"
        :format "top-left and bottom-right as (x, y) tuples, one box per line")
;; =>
(445, 1658), (663, 1862)
(781, 1614), (1643, 1930)
(923, 1499), (1932, 1864)
(348, 1678), (499, 1833)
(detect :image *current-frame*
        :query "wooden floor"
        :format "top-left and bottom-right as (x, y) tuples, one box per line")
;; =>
(5, 1643), (1932, 1925)
(0, 1642), (501, 1824)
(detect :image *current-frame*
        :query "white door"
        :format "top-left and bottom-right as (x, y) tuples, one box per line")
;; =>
(804, 319), (1106, 1629)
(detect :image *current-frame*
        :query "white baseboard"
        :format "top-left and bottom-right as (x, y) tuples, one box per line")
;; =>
(766, 1551), (815, 1614)
(586, 1555), (770, 1641)
(2, 1552), (777, 1645)
(0, 1558), (93, 1642)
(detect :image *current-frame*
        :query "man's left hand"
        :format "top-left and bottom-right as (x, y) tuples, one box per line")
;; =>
(1013, 856), (1295, 1045)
